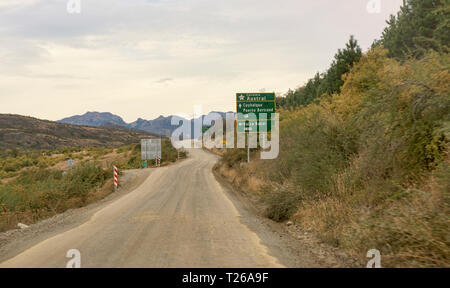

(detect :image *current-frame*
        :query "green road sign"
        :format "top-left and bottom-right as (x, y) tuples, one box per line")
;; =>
(237, 119), (272, 133)
(237, 93), (275, 101)
(236, 102), (275, 117)
(202, 125), (211, 133)
(236, 92), (276, 133)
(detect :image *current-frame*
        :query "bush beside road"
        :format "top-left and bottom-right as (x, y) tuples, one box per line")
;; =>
(214, 48), (449, 267)
(0, 140), (184, 232)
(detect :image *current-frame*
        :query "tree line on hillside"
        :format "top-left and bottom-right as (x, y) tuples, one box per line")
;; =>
(277, 36), (362, 109)
(277, 0), (449, 109)
(376, 0), (449, 59)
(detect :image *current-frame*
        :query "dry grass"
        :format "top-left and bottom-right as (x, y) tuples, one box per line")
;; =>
(216, 151), (449, 267)
(217, 160), (265, 195)
(0, 141), (183, 232)
(0, 145), (136, 232)
(0, 179), (115, 232)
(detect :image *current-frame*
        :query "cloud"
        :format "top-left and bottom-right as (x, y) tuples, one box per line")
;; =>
(0, 0), (404, 122)
(155, 78), (173, 84)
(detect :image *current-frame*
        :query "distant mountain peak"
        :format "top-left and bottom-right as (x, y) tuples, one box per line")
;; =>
(58, 111), (127, 128)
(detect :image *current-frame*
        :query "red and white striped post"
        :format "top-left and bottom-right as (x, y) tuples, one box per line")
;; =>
(157, 155), (161, 167)
(113, 166), (118, 190)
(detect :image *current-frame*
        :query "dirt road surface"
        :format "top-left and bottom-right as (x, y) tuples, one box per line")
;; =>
(0, 147), (323, 268)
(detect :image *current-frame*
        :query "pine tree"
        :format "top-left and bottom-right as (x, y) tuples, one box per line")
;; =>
(280, 36), (362, 108)
(318, 35), (362, 96)
(381, 0), (449, 59)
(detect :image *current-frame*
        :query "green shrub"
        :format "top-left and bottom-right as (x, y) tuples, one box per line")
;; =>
(0, 162), (111, 219)
(117, 144), (134, 154)
(63, 163), (110, 198)
(247, 48), (449, 267)
(162, 139), (178, 163)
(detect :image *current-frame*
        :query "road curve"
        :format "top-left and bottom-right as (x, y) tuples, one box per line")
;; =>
(0, 148), (284, 268)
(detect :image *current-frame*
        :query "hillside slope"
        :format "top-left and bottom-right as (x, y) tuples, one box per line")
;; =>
(0, 114), (154, 149)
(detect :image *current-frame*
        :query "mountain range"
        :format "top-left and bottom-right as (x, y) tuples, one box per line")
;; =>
(0, 110), (235, 150)
(58, 111), (234, 136)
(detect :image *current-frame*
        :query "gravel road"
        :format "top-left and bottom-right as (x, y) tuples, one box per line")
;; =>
(0, 147), (331, 268)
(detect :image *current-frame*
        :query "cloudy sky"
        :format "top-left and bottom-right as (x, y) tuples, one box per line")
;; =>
(0, 0), (403, 122)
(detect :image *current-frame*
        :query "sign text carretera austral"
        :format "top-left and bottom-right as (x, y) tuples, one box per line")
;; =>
(236, 92), (276, 133)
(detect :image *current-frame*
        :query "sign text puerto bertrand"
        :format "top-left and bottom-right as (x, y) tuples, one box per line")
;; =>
(236, 92), (276, 133)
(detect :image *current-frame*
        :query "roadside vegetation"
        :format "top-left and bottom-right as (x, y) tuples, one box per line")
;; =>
(116, 139), (186, 170)
(0, 146), (117, 180)
(0, 138), (184, 232)
(0, 163), (111, 232)
(217, 0), (449, 267)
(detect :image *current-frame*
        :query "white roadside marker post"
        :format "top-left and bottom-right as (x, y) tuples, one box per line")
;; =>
(113, 166), (118, 190)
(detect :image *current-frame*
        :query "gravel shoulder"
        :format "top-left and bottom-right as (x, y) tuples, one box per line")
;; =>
(211, 159), (355, 267)
(0, 168), (153, 263)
